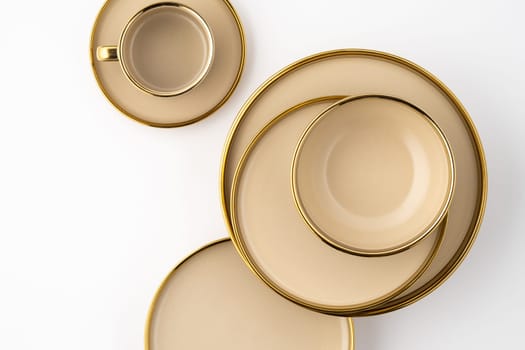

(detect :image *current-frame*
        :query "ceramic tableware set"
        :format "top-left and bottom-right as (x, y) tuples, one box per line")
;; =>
(91, 0), (487, 349)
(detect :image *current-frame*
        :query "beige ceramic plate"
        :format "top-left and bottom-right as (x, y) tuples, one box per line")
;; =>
(146, 238), (354, 350)
(293, 95), (455, 256)
(91, 0), (245, 127)
(230, 96), (446, 315)
(221, 50), (487, 315)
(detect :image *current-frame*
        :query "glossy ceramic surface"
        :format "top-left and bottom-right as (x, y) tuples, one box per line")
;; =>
(293, 95), (455, 256)
(146, 239), (354, 349)
(221, 50), (487, 315)
(107, 3), (214, 96)
(230, 96), (445, 315)
(91, 0), (245, 127)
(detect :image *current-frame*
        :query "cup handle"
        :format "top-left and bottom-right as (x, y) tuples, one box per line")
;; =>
(96, 46), (118, 61)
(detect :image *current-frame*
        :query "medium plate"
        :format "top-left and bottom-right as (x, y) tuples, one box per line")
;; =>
(146, 239), (354, 350)
(221, 50), (487, 315)
(292, 95), (455, 256)
(90, 0), (245, 127)
(230, 96), (445, 315)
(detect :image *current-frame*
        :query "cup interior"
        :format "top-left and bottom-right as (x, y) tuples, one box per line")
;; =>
(292, 95), (454, 256)
(120, 3), (214, 96)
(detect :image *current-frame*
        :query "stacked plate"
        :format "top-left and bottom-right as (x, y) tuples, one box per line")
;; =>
(221, 49), (487, 317)
(91, 1), (487, 347)
(145, 50), (486, 349)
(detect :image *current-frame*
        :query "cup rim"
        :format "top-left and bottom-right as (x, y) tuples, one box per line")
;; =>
(291, 94), (456, 257)
(118, 2), (215, 97)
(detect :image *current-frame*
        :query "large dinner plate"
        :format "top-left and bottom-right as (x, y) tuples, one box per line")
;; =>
(221, 49), (487, 315)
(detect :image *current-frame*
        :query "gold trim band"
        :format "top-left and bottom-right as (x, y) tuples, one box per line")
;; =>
(96, 46), (118, 61)
(291, 94), (456, 257)
(144, 238), (355, 349)
(220, 49), (487, 316)
(114, 3), (215, 97)
(228, 96), (446, 315)
(90, 0), (246, 127)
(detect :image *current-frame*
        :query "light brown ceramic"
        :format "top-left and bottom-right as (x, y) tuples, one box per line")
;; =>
(91, 0), (245, 127)
(146, 239), (354, 350)
(97, 3), (214, 97)
(221, 50), (487, 315)
(230, 96), (446, 315)
(293, 95), (455, 256)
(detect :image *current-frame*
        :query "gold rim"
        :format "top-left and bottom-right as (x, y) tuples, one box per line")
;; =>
(220, 49), (487, 316)
(229, 96), (447, 315)
(144, 238), (356, 350)
(291, 94), (456, 257)
(348, 318), (355, 350)
(89, 0), (246, 128)
(118, 3), (215, 97)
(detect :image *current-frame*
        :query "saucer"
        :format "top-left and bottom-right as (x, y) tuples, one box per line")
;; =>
(221, 50), (487, 315)
(229, 96), (445, 315)
(146, 239), (354, 350)
(90, 0), (245, 127)
(292, 95), (455, 256)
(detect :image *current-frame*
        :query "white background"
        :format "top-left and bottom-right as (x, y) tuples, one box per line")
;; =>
(0, 0), (524, 349)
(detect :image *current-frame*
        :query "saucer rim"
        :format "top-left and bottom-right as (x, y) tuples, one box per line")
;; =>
(89, 0), (246, 128)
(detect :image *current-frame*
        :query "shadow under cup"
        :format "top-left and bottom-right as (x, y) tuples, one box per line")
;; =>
(97, 3), (214, 97)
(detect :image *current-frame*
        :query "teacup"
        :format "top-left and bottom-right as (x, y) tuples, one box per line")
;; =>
(96, 3), (214, 97)
(292, 95), (455, 256)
